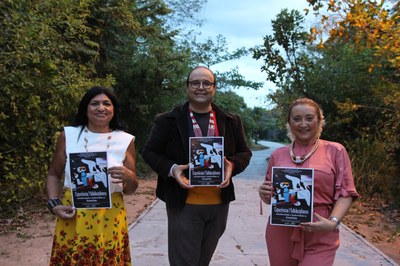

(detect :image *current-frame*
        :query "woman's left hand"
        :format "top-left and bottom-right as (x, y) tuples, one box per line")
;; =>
(108, 165), (134, 184)
(300, 213), (338, 232)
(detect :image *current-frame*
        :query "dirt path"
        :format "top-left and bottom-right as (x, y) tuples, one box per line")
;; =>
(0, 178), (399, 265)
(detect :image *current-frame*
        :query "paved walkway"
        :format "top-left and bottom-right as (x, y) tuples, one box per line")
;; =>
(129, 141), (398, 266)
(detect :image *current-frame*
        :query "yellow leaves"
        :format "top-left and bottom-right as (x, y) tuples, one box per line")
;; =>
(309, 0), (399, 74)
(25, 95), (42, 118)
(335, 99), (360, 115)
(309, 27), (320, 43)
(31, 141), (45, 152)
(321, 14), (329, 24)
(311, 27), (317, 34)
(368, 65), (374, 73)
(347, 12), (352, 20)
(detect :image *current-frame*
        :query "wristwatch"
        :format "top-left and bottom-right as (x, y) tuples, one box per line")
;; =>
(47, 198), (62, 215)
(329, 216), (341, 229)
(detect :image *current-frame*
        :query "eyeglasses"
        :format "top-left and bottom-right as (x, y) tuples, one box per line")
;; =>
(188, 80), (215, 89)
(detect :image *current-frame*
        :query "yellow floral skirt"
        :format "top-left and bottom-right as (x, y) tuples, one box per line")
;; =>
(49, 190), (131, 265)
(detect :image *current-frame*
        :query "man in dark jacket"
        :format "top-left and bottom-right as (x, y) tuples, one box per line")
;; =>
(142, 66), (252, 266)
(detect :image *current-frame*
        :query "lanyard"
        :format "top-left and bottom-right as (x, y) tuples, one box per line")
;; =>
(189, 109), (219, 137)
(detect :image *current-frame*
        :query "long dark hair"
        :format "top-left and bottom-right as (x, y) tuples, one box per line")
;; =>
(72, 86), (125, 131)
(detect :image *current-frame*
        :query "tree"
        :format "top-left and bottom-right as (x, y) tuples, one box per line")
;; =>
(213, 91), (255, 143)
(0, 0), (113, 214)
(250, 107), (287, 143)
(252, 8), (310, 102)
(216, 66), (264, 91)
(81, 0), (189, 150)
(307, 0), (400, 203)
(163, 0), (206, 33)
(252, 8), (313, 132)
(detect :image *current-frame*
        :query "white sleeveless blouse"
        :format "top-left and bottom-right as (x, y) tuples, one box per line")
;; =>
(63, 126), (135, 193)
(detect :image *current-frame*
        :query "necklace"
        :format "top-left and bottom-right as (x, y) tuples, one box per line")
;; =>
(83, 127), (112, 152)
(290, 139), (320, 164)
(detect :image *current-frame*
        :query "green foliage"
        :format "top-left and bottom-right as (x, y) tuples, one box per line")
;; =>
(188, 34), (249, 67)
(217, 66), (263, 91)
(252, 8), (309, 95)
(250, 107), (287, 143)
(163, 0), (206, 31)
(347, 138), (400, 206)
(303, 45), (388, 143)
(0, 0), (112, 216)
(117, 43), (191, 150)
(80, 0), (188, 150)
(213, 91), (255, 144)
(214, 90), (247, 113)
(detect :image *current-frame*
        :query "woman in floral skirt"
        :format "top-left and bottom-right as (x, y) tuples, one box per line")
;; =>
(46, 86), (138, 265)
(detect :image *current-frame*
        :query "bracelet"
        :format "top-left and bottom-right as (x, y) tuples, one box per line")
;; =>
(329, 216), (341, 229)
(47, 198), (62, 215)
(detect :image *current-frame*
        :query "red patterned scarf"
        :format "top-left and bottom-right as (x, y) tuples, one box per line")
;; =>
(189, 109), (218, 137)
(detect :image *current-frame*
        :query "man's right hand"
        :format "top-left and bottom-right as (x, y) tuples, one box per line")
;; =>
(172, 164), (191, 189)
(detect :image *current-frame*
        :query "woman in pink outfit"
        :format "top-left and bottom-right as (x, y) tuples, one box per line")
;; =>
(259, 98), (359, 266)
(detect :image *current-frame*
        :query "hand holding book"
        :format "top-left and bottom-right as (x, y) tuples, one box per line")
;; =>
(220, 158), (233, 188)
(109, 165), (134, 184)
(172, 164), (191, 189)
(259, 180), (273, 204)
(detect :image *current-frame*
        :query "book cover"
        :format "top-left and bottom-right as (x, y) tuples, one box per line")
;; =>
(69, 151), (112, 208)
(189, 137), (224, 186)
(270, 167), (314, 226)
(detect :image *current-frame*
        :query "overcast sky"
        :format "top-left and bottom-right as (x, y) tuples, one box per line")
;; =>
(198, 0), (313, 108)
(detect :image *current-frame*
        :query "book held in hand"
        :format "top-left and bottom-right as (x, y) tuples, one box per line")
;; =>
(270, 167), (314, 226)
(189, 137), (224, 186)
(69, 151), (112, 208)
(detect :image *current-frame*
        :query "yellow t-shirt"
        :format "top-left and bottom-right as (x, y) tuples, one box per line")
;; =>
(186, 186), (222, 205)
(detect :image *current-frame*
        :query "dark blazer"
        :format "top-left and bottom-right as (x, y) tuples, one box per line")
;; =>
(142, 101), (252, 208)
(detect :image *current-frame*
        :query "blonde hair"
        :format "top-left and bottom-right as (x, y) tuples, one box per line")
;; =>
(286, 98), (325, 141)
